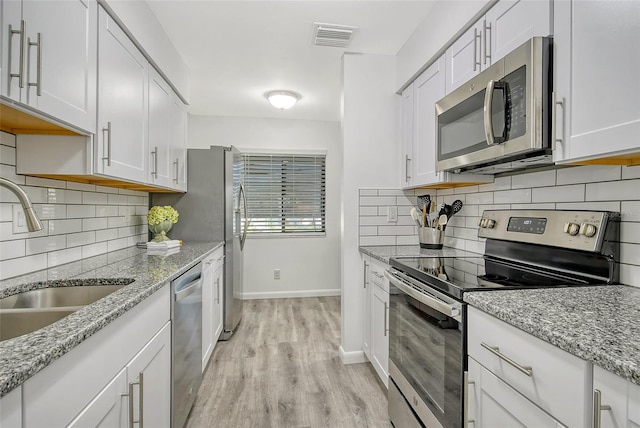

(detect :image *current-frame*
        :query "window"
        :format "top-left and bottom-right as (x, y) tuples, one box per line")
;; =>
(243, 152), (326, 235)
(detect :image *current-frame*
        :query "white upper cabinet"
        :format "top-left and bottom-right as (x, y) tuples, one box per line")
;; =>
(554, 0), (640, 164)
(148, 67), (173, 188)
(445, 0), (551, 94)
(402, 56), (491, 189)
(170, 93), (188, 192)
(97, 5), (148, 183)
(1, 0), (97, 133)
(400, 83), (414, 188)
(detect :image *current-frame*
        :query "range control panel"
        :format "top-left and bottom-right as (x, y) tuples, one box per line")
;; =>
(478, 210), (620, 253)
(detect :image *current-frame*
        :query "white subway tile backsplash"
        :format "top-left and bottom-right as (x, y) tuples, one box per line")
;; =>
(454, 185), (479, 194)
(586, 179), (640, 201)
(359, 226), (378, 236)
(555, 201), (620, 212)
(82, 218), (109, 231)
(620, 223), (640, 244)
(532, 184), (584, 203)
(620, 243), (640, 265)
(108, 194), (128, 205)
(82, 191), (109, 205)
(34, 204), (67, 220)
(378, 226), (414, 236)
(359, 189), (378, 196)
(82, 242), (108, 259)
(557, 165), (621, 185)
(26, 235), (67, 255)
(621, 165), (640, 180)
(107, 237), (130, 252)
(0, 220), (49, 241)
(96, 185), (120, 194)
(0, 132), (16, 147)
(67, 231), (96, 248)
(620, 264), (640, 289)
(378, 189), (405, 196)
(478, 176), (511, 192)
(0, 254), (47, 278)
(360, 196), (397, 206)
(0, 145), (16, 166)
(0, 240), (25, 260)
(360, 216), (390, 226)
(67, 205), (96, 218)
(466, 192), (493, 205)
(0, 163), (25, 184)
(48, 219), (82, 236)
(48, 248), (82, 268)
(510, 203), (556, 210)
(96, 228), (119, 242)
(621, 201), (640, 222)
(494, 189), (531, 204)
(64, 190), (83, 204)
(511, 170), (556, 189)
(360, 236), (396, 246)
(96, 205), (119, 217)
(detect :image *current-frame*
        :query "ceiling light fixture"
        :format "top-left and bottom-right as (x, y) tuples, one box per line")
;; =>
(265, 90), (301, 110)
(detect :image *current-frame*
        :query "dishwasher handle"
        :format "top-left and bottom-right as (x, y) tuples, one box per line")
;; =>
(174, 277), (201, 302)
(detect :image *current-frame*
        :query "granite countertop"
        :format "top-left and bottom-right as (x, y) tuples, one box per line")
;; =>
(360, 245), (481, 263)
(0, 241), (223, 397)
(465, 285), (640, 386)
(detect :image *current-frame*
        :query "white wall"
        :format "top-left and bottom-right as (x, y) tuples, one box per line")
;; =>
(341, 53), (399, 363)
(188, 115), (341, 299)
(395, 0), (494, 91)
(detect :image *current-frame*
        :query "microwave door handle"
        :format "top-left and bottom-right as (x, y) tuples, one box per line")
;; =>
(484, 79), (497, 145)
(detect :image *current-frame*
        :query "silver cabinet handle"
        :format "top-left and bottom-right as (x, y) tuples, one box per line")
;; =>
(464, 371), (476, 426)
(383, 302), (388, 337)
(593, 389), (612, 428)
(173, 158), (179, 183)
(405, 154), (411, 183)
(102, 122), (112, 166)
(123, 372), (144, 428)
(215, 277), (220, 304)
(363, 260), (369, 289)
(385, 270), (460, 318)
(481, 342), (533, 377)
(473, 28), (481, 71)
(151, 147), (158, 178)
(27, 32), (42, 96)
(9, 20), (26, 88)
(483, 20), (491, 65)
(553, 91), (565, 147)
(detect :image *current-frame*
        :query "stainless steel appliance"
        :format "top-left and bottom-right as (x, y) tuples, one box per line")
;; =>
(386, 209), (620, 428)
(436, 37), (553, 174)
(153, 146), (247, 340)
(171, 262), (203, 428)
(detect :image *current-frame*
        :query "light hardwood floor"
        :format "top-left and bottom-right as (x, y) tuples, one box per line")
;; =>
(186, 297), (391, 428)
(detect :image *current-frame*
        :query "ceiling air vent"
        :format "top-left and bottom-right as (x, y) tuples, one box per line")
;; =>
(313, 22), (357, 48)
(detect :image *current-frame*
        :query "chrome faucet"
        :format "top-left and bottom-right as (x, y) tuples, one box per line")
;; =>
(0, 177), (43, 232)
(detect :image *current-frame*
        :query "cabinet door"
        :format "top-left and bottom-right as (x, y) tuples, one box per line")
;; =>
(486, 0), (551, 65)
(202, 254), (215, 372)
(170, 94), (188, 191)
(445, 21), (484, 94)
(413, 56), (445, 186)
(97, 6), (148, 183)
(400, 83), (414, 188)
(1, 0), (25, 101)
(22, 0), (96, 133)
(148, 67), (173, 188)
(370, 282), (389, 388)
(470, 357), (564, 427)
(554, 0), (640, 163)
(362, 255), (371, 360)
(67, 369), (127, 428)
(126, 322), (171, 428)
(593, 365), (640, 428)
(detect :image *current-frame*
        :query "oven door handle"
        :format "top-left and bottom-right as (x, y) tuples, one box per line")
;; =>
(384, 270), (460, 318)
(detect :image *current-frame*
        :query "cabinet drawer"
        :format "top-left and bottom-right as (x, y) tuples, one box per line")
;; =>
(369, 258), (388, 291)
(467, 306), (590, 427)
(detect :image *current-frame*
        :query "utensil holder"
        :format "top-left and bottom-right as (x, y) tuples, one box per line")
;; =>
(418, 227), (445, 249)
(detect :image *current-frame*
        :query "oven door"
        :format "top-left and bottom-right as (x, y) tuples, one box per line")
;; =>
(385, 269), (464, 428)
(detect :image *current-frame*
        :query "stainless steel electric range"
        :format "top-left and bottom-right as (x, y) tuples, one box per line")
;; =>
(385, 209), (620, 428)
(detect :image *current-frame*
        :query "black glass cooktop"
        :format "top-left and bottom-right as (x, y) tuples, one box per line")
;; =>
(389, 256), (603, 301)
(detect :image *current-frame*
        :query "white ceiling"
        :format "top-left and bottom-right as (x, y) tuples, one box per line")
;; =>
(146, 1), (436, 122)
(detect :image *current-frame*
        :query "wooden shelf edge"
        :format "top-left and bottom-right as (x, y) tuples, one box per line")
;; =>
(26, 174), (185, 193)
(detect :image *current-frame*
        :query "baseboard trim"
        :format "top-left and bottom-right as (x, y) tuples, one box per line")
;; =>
(241, 288), (341, 300)
(339, 346), (368, 364)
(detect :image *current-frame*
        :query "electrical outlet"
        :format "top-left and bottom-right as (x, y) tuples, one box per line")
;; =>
(274, 269), (281, 280)
(387, 206), (398, 223)
(13, 205), (29, 234)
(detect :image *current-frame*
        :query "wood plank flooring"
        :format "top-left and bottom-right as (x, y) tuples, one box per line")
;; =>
(186, 297), (391, 428)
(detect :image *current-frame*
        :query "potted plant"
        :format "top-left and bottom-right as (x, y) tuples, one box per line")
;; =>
(147, 205), (179, 242)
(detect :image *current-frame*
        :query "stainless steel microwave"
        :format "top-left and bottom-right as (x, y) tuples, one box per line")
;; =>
(436, 37), (553, 174)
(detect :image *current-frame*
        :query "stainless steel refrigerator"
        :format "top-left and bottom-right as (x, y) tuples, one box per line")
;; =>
(152, 146), (246, 340)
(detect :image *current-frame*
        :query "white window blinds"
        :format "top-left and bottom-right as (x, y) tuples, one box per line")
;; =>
(243, 153), (326, 235)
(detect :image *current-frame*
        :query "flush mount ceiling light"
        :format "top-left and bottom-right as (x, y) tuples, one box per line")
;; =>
(265, 90), (301, 110)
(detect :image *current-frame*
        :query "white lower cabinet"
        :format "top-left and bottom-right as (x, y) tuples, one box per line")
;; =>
(0, 387), (21, 427)
(20, 284), (170, 427)
(367, 257), (389, 387)
(467, 306), (590, 427)
(202, 247), (224, 372)
(593, 365), (640, 428)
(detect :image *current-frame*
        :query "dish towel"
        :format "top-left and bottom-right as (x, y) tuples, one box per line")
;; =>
(147, 240), (182, 255)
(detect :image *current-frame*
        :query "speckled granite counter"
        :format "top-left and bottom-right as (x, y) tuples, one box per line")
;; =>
(360, 245), (480, 263)
(465, 285), (640, 386)
(0, 241), (222, 397)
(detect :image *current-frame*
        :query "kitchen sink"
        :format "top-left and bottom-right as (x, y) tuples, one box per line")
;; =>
(0, 280), (134, 341)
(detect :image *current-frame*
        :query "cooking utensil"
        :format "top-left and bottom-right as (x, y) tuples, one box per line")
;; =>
(437, 214), (448, 230)
(417, 195), (431, 211)
(410, 207), (422, 227)
(451, 200), (463, 215)
(422, 204), (427, 228)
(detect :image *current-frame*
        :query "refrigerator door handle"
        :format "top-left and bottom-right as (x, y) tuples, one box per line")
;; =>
(239, 182), (248, 250)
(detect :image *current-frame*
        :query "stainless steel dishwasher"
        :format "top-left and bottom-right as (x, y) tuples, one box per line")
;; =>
(171, 262), (203, 428)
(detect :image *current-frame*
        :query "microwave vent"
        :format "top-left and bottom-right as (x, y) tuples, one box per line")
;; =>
(312, 22), (357, 48)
